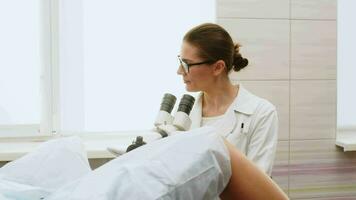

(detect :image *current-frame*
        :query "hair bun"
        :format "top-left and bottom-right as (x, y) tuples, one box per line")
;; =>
(233, 57), (249, 72)
(233, 43), (248, 72)
(233, 44), (248, 72)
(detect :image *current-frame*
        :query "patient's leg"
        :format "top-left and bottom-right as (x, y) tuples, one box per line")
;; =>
(220, 140), (289, 200)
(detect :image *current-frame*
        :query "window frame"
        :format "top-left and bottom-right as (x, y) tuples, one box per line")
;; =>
(0, 0), (60, 138)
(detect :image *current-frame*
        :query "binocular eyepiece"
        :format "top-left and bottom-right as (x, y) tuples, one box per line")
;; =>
(160, 93), (195, 115)
(125, 93), (196, 153)
(155, 93), (195, 132)
(159, 93), (195, 115)
(177, 94), (195, 115)
(159, 93), (177, 114)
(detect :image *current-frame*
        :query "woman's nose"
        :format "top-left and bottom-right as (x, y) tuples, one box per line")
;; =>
(177, 65), (185, 75)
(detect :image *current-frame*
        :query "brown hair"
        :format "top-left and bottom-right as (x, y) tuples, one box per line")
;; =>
(183, 23), (248, 73)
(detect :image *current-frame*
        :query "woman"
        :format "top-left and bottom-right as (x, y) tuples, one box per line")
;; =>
(177, 23), (278, 175)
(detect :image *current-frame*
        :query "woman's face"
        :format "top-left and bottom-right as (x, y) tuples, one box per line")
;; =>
(177, 42), (214, 92)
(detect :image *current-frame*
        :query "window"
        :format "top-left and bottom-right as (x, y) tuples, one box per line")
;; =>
(337, 0), (356, 132)
(59, 0), (216, 133)
(0, 0), (215, 136)
(0, 0), (41, 135)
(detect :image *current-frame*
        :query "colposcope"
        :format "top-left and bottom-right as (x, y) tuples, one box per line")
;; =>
(125, 93), (195, 152)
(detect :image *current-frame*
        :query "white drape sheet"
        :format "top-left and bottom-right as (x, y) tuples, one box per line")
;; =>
(0, 126), (231, 200)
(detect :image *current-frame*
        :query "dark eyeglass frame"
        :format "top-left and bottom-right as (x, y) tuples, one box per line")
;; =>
(178, 55), (215, 73)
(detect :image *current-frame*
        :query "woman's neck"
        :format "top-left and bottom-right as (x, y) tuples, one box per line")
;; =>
(202, 81), (239, 117)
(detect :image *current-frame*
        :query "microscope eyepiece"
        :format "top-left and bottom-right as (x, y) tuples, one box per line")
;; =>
(160, 93), (177, 113)
(177, 94), (195, 115)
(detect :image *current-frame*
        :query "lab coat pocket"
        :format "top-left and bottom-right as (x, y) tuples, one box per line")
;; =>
(232, 113), (252, 134)
(225, 115), (252, 148)
(225, 121), (245, 145)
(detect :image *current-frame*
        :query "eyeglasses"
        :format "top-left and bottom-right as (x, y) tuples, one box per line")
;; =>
(178, 55), (215, 73)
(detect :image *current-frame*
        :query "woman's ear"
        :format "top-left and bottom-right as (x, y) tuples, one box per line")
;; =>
(213, 60), (226, 76)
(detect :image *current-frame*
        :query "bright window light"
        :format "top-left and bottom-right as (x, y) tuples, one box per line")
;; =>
(0, 0), (40, 130)
(338, 0), (356, 129)
(59, 0), (216, 132)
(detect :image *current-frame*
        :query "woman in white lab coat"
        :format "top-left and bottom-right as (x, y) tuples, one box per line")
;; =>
(177, 23), (278, 176)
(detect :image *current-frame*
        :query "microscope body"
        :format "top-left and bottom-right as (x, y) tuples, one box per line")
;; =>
(125, 93), (195, 153)
(154, 110), (192, 137)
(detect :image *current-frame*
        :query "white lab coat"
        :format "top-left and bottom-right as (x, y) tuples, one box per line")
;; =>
(190, 84), (278, 175)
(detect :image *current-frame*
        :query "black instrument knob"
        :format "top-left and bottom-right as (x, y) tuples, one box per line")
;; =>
(126, 136), (147, 152)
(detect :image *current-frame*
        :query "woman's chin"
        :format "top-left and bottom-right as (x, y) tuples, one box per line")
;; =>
(185, 85), (198, 92)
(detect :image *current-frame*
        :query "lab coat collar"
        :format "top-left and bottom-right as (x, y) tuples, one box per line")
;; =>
(189, 84), (259, 130)
(232, 84), (259, 115)
(190, 94), (203, 129)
